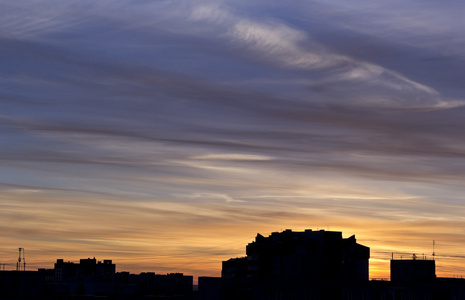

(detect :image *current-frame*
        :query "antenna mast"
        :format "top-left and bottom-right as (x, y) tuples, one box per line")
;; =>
(432, 240), (435, 261)
(16, 248), (25, 271)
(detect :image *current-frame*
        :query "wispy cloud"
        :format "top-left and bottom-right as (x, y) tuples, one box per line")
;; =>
(1, 0), (465, 279)
(175, 193), (245, 203)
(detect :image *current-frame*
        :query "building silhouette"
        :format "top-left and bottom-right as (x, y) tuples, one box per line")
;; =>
(52, 258), (116, 296)
(200, 229), (465, 300)
(391, 257), (436, 282)
(0, 257), (193, 299)
(223, 229), (369, 281)
(115, 271), (193, 298)
(2, 229), (465, 299)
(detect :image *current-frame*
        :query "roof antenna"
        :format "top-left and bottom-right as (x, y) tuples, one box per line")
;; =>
(433, 240), (435, 261)
(16, 248), (24, 271)
(23, 249), (26, 271)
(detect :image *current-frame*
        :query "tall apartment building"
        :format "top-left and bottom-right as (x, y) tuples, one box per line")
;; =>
(223, 229), (369, 281)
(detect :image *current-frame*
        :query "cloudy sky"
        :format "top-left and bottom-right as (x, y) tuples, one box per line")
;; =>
(1, 0), (465, 279)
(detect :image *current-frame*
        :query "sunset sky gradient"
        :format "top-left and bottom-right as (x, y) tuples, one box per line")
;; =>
(1, 0), (465, 280)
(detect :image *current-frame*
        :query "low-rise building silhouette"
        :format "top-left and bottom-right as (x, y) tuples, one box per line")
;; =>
(51, 258), (116, 296)
(0, 270), (46, 299)
(115, 271), (193, 299)
(391, 256), (436, 282)
(0, 257), (193, 299)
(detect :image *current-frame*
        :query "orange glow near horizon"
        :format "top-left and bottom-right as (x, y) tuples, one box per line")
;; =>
(2, 152), (465, 282)
(3, 207), (465, 282)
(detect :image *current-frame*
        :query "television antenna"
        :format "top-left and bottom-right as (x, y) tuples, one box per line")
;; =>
(432, 240), (435, 261)
(16, 248), (25, 271)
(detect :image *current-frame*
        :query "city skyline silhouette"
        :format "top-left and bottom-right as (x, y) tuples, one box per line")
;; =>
(2, 229), (464, 299)
(2, 0), (465, 288)
(0, 229), (459, 281)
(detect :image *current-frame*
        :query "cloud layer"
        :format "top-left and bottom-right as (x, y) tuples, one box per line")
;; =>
(1, 0), (465, 279)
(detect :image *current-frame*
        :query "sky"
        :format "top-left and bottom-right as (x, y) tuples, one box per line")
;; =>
(1, 0), (465, 280)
